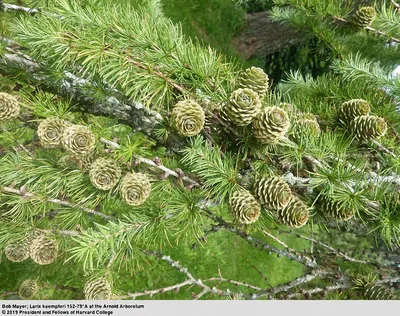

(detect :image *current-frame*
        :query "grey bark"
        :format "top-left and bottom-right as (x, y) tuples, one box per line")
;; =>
(232, 11), (302, 59)
(0, 45), (162, 136)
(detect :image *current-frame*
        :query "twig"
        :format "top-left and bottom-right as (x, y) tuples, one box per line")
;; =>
(332, 16), (400, 43)
(391, 0), (400, 10)
(99, 137), (201, 187)
(125, 279), (193, 299)
(202, 209), (318, 268)
(371, 140), (396, 158)
(0, 186), (114, 221)
(276, 229), (369, 265)
(0, 291), (18, 297)
(4, 3), (41, 14)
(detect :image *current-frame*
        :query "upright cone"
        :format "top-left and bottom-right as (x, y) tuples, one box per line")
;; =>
(352, 7), (377, 29)
(349, 115), (387, 140)
(38, 117), (72, 148)
(62, 125), (96, 155)
(277, 197), (309, 228)
(30, 235), (58, 265)
(171, 100), (205, 137)
(254, 176), (292, 210)
(253, 106), (290, 144)
(237, 67), (269, 99)
(220, 88), (261, 126)
(84, 278), (112, 300)
(338, 99), (370, 124)
(0, 92), (20, 121)
(229, 189), (261, 225)
(321, 198), (354, 221)
(119, 172), (152, 206)
(4, 240), (30, 262)
(89, 158), (122, 190)
(19, 279), (39, 300)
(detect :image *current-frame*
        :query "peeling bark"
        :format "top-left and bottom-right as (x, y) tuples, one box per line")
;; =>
(232, 11), (302, 60)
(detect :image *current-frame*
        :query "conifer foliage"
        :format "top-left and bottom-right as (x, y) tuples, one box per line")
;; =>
(0, 0), (400, 300)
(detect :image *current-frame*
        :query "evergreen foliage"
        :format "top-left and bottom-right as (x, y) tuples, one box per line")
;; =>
(0, 0), (400, 301)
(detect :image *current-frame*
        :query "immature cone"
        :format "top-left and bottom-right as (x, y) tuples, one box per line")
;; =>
(19, 280), (39, 300)
(119, 172), (151, 206)
(30, 235), (58, 265)
(254, 176), (292, 210)
(84, 278), (112, 300)
(237, 67), (269, 99)
(59, 154), (94, 171)
(4, 240), (30, 262)
(277, 197), (309, 228)
(229, 189), (261, 225)
(338, 99), (370, 124)
(253, 106), (290, 144)
(292, 114), (321, 141)
(352, 7), (377, 29)
(89, 158), (122, 190)
(0, 92), (20, 121)
(321, 198), (354, 221)
(221, 88), (261, 126)
(353, 275), (394, 300)
(171, 100), (205, 137)
(349, 115), (387, 140)
(62, 125), (96, 155)
(362, 284), (394, 300)
(38, 117), (72, 148)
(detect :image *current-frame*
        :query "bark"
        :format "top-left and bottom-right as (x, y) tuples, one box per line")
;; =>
(232, 11), (302, 60)
(0, 46), (162, 136)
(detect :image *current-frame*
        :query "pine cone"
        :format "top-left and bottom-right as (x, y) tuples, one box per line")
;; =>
(84, 278), (112, 300)
(352, 6), (376, 29)
(62, 125), (96, 155)
(59, 154), (94, 171)
(38, 117), (72, 148)
(277, 197), (309, 228)
(254, 176), (292, 210)
(237, 67), (269, 99)
(229, 189), (261, 225)
(349, 115), (387, 140)
(19, 279), (39, 300)
(362, 284), (394, 300)
(0, 92), (20, 121)
(292, 115), (321, 141)
(4, 240), (30, 262)
(252, 106), (290, 144)
(30, 235), (58, 265)
(353, 275), (394, 300)
(338, 99), (370, 124)
(89, 158), (122, 190)
(321, 198), (354, 221)
(221, 88), (261, 126)
(171, 100), (205, 137)
(119, 172), (151, 206)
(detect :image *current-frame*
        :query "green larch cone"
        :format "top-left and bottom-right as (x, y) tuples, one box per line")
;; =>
(277, 197), (309, 228)
(321, 198), (354, 221)
(237, 67), (269, 99)
(119, 172), (152, 206)
(254, 176), (292, 210)
(84, 278), (112, 300)
(19, 280), (39, 300)
(172, 100), (205, 137)
(0, 92), (20, 121)
(349, 115), (387, 140)
(229, 189), (261, 225)
(37, 117), (72, 148)
(338, 99), (370, 124)
(62, 125), (96, 155)
(59, 154), (95, 171)
(4, 240), (30, 262)
(221, 88), (261, 126)
(353, 275), (394, 300)
(351, 6), (377, 29)
(30, 235), (58, 265)
(362, 284), (394, 300)
(291, 114), (321, 141)
(252, 106), (290, 144)
(89, 158), (122, 190)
